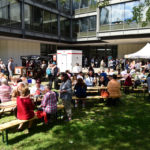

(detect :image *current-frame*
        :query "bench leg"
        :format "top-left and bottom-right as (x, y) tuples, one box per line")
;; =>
(2, 130), (8, 145)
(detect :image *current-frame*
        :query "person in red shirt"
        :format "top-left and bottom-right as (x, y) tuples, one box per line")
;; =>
(17, 86), (34, 131)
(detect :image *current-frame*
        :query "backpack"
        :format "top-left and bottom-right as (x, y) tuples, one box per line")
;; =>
(46, 68), (51, 75)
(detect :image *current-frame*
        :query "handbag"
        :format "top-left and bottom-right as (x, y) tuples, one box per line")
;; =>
(101, 90), (109, 98)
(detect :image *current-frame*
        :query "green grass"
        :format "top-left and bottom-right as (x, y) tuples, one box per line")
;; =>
(0, 93), (150, 150)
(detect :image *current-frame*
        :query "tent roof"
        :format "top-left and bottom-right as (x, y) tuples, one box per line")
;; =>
(124, 43), (150, 59)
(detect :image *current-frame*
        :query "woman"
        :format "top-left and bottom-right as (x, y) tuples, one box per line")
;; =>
(74, 78), (87, 108)
(107, 74), (121, 106)
(17, 85), (34, 131)
(60, 73), (72, 121)
(0, 78), (11, 103)
(72, 75), (77, 87)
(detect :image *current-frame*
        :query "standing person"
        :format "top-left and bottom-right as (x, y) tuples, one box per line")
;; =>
(91, 57), (95, 67)
(0, 61), (6, 73)
(60, 73), (72, 121)
(53, 64), (60, 90)
(40, 85), (57, 122)
(84, 57), (88, 68)
(95, 58), (99, 68)
(46, 64), (53, 88)
(41, 61), (47, 77)
(8, 58), (14, 78)
(100, 59), (105, 70)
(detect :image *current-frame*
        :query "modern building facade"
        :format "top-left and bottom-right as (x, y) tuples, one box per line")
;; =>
(0, 0), (149, 65)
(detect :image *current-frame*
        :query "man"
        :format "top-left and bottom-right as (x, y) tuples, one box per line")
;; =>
(40, 85), (57, 122)
(85, 71), (96, 87)
(8, 58), (14, 78)
(53, 64), (60, 89)
(30, 79), (45, 97)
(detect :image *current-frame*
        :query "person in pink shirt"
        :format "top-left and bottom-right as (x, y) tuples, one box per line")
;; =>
(0, 78), (11, 103)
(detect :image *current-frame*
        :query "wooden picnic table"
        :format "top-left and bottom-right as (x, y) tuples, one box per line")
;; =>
(0, 101), (16, 109)
(72, 95), (103, 100)
(87, 86), (107, 90)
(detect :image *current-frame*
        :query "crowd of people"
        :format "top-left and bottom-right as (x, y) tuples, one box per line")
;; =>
(0, 57), (150, 132)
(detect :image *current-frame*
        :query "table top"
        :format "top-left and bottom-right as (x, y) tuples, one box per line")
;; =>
(87, 86), (107, 90)
(0, 101), (16, 109)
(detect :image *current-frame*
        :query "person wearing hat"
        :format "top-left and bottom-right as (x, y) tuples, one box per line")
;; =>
(30, 79), (45, 97)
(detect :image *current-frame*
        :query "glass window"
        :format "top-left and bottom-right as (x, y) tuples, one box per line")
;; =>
(100, 6), (111, 25)
(80, 17), (88, 32)
(90, 0), (97, 7)
(100, 6), (111, 31)
(111, 4), (124, 30)
(73, 0), (80, 10)
(10, 1), (21, 28)
(0, 0), (9, 26)
(89, 16), (96, 31)
(43, 10), (50, 33)
(125, 1), (139, 22)
(24, 4), (31, 30)
(81, 0), (88, 8)
(50, 13), (58, 35)
(60, 0), (70, 14)
(31, 6), (43, 32)
(124, 1), (139, 29)
(60, 16), (70, 37)
(72, 19), (79, 38)
(111, 4), (124, 24)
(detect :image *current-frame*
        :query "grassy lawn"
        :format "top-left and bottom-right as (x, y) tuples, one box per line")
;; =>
(0, 93), (150, 150)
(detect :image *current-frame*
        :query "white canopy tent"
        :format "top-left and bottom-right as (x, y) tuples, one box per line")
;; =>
(124, 43), (150, 59)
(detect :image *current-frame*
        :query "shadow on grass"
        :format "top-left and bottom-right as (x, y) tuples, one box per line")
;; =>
(1, 93), (150, 150)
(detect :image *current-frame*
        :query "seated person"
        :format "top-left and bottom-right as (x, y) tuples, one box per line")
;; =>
(107, 74), (121, 106)
(0, 78), (11, 103)
(74, 78), (87, 107)
(30, 79), (45, 98)
(17, 86), (34, 131)
(40, 85), (57, 122)
(20, 74), (28, 84)
(99, 76), (108, 87)
(100, 70), (107, 80)
(124, 70), (133, 86)
(85, 71), (96, 87)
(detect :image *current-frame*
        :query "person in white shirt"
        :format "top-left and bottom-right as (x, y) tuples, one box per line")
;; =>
(8, 58), (14, 78)
(85, 71), (96, 87)
(73, 63), (82, 74)
(30, 79), (45, 97)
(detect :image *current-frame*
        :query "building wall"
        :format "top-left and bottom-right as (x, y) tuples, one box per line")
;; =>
(118, 43), (146, 58)
(0, 39), (40, 66)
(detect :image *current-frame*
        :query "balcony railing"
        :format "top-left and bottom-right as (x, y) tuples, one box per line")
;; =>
(74, 5), (97, 15)
(99, 22), (150, 32)
(73, 31), (96, 38)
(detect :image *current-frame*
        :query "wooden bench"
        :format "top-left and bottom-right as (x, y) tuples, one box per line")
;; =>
(0, 104), (64, 145)
(0, 116), (38, 145)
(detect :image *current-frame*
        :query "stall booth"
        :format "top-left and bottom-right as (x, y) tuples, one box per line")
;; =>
(57, 50), (82, 72)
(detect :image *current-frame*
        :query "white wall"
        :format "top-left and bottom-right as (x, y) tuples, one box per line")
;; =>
(0, 39), (40, 66)
(118, 43), (146, 58)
